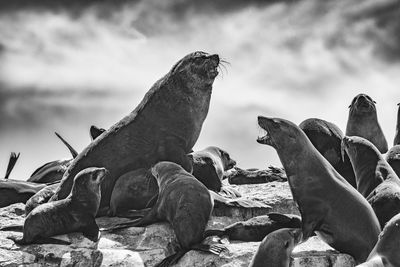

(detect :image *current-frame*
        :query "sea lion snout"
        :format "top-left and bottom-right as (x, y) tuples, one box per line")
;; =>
(257, 116), (276, 146)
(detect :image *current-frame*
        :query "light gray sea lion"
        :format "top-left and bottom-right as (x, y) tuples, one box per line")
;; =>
(50, 52), (221, 216)
(257, 116), (380, 263)
(346, 93), (388, 153)
(357, 213), (400, 267)
(249, 228), (302, 267)
(300, 118), (356, 187)
(1, 167), (107, 245)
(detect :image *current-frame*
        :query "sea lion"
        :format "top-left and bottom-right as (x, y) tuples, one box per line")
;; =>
(386, 145), (400, 178)
(0, 180), (47, 208)
(190, 146), (236, 192)
(90, 125), (106, 140)
(341, 136), (385, 198)
(204, 213), (301, 242)
(2, 167), (107, 245)
(257, 116), (380, 263)
(50, 52), (220, 216)
(25, 182), (60, 215)
(299, 118), (356, 187)
(102, 162), (226, 267)
(108, 168), (158, 217)
(346, 93), (388, 153)
(224, 166), (287, 185)
(394, 103), (400, 146)
(249, 228), (302, 267)
(27, 132), (78, 184)
(356, 213), (400, 267)
(4, 152), (20, 179)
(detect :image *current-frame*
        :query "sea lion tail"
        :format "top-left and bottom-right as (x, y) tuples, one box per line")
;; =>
(54, 132), (78, 158)
(203, 229), (226, 238)
(5, 152), (20, 179)
(0, 224), (23, 232)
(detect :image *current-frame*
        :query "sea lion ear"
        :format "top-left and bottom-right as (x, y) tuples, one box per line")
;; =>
(373, 100), (376, 104)
(348, 104), (351, 108)
(397, 103), (400, 106)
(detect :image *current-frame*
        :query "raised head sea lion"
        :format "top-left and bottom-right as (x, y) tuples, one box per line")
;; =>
(357, 213), (400, 267)
(386, 145), (400, 178)
(190, 146), (236, 192)
(346, 94), (388, 153)
(2, 167), (107, 245)
(299, 118), (356, 187)
(394, 103), (400, 146)
(341, 136), (385, 198)
(249, 228), (302, 267)
(4, 152), (20, 179)
(204, 213), (301, 242)
(102, 162), (226, 267)
(257, 116), (380, 263)
(50, 52), (221, 215)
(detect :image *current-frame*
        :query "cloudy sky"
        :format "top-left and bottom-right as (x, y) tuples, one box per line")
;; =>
(1, 0), (399, 179)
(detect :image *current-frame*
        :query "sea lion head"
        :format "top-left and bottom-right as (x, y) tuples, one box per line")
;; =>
(349, 94), (376, 114)
(341, 136), (380, 166)
(170, 51), (220, 89)
(207, 146), (237, 170)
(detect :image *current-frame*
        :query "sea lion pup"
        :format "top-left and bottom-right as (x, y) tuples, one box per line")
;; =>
(103, 162), (226, 267)
(25, 182), (60, 215)
(341, 136), (386, 198)
(90, 125), (106, 140)
(356, 213), (400, 267)
(2, 167), (107, 245)
(257, 116), (380, 263)
(346, 93), (388, 153)
(204, 213), (301, 242)
(386, 145), (400, 177)
(27, 132), (78, 184)
(249, 228), (302, 267)
(299, 118), (356, 187)
(4, 152), (20, 179)
(394, 103), (400, 146)
(190, 146), (236, 192)
(50, 51), (221, 215)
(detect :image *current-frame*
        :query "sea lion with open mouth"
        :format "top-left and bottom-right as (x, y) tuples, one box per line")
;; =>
(257, 116), (380, 263)
(50, 51), (221, 216)
(346, 94), (388, 153)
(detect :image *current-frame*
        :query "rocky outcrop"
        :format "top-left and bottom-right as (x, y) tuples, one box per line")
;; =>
(0, 181), (356, 267)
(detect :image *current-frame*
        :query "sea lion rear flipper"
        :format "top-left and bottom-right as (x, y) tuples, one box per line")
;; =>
(100, 217), (143, 232)
(54, 132), (78, 158)
(5, 152), (20, 179)
(0, 224), (24, 232)
(90, 125), (106, 140)
(81, 218), (100, 242)
(155, 250), (188, 267)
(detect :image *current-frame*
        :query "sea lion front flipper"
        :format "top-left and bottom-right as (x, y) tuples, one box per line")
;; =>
(155, 250), (188, 267)
(203, 228), (226, 238)
(301, 214), (323, 241)
(5, 152), (20, 179)
(54, 132), (78, 158)
(81, 219), (100, 242)
(0, 224), (24, 232)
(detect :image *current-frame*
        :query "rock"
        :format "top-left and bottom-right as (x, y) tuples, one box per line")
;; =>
(0, 181), (356, 266)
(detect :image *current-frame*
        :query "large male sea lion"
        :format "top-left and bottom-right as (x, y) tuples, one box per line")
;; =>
(341, 136), (385, 198)
(386, 145), (400, 177)
(2, 167), (107, 245)
(50, 52), (220, 214)
(257, 116), (380, 263)
(346, 93), (388, 153)
(394, 103), (400, 146)
(299, 118), (356, 187)
(204, 213), (301, 242)
(356, 213), (400, 267)
(103, 162), (226, 267)
(249, 228), (302, 267)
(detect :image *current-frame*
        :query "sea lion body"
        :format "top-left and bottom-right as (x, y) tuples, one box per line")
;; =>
(191, 146), (236, 192)
(300, 118), (356, 187)
(346, 94), (388, 153)
(249, 228), (302, 267)
(386, 145), (400, 178)
(257, 116), (380, 263)
(7, 167), (107, 245)
(25, 182), (60, 215)
(357, 213), (400, 267)
(51, 52), (220, 214)
(0, 179), (46, 208)
(204, 213), (301, 242)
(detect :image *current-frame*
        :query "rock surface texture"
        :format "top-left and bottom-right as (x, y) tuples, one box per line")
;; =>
(0, 181), (356, 266)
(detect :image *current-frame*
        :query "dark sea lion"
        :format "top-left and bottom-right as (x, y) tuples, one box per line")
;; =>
(341, 136), (385, 198)
(90, 125), (106, 140)
(394, 103), (400, 146)
(108, 168), (158, 217)
(25, 182), (60, 215)
(51, 52), (220, 215)
(27, 132), (78, 184)
(103, 162), (226, 267)
(357, 213), (400, 267)
(386, 145), (400, 177)
(0, 179), (47, 208)
(2, 167), (107, 245)
(224, 166), (287, 185)
(190, 146), (236, 192)
(300, 118), (356, 187)
(4, 152), (20, 179)
(346, 93), (388, 153)
(249, 228), (302, 267)
(204, 213), (301, 242)
(257, 116), (380, 263)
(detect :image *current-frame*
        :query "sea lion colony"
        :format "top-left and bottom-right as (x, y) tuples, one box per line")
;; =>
(0, 51), (399, 266)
